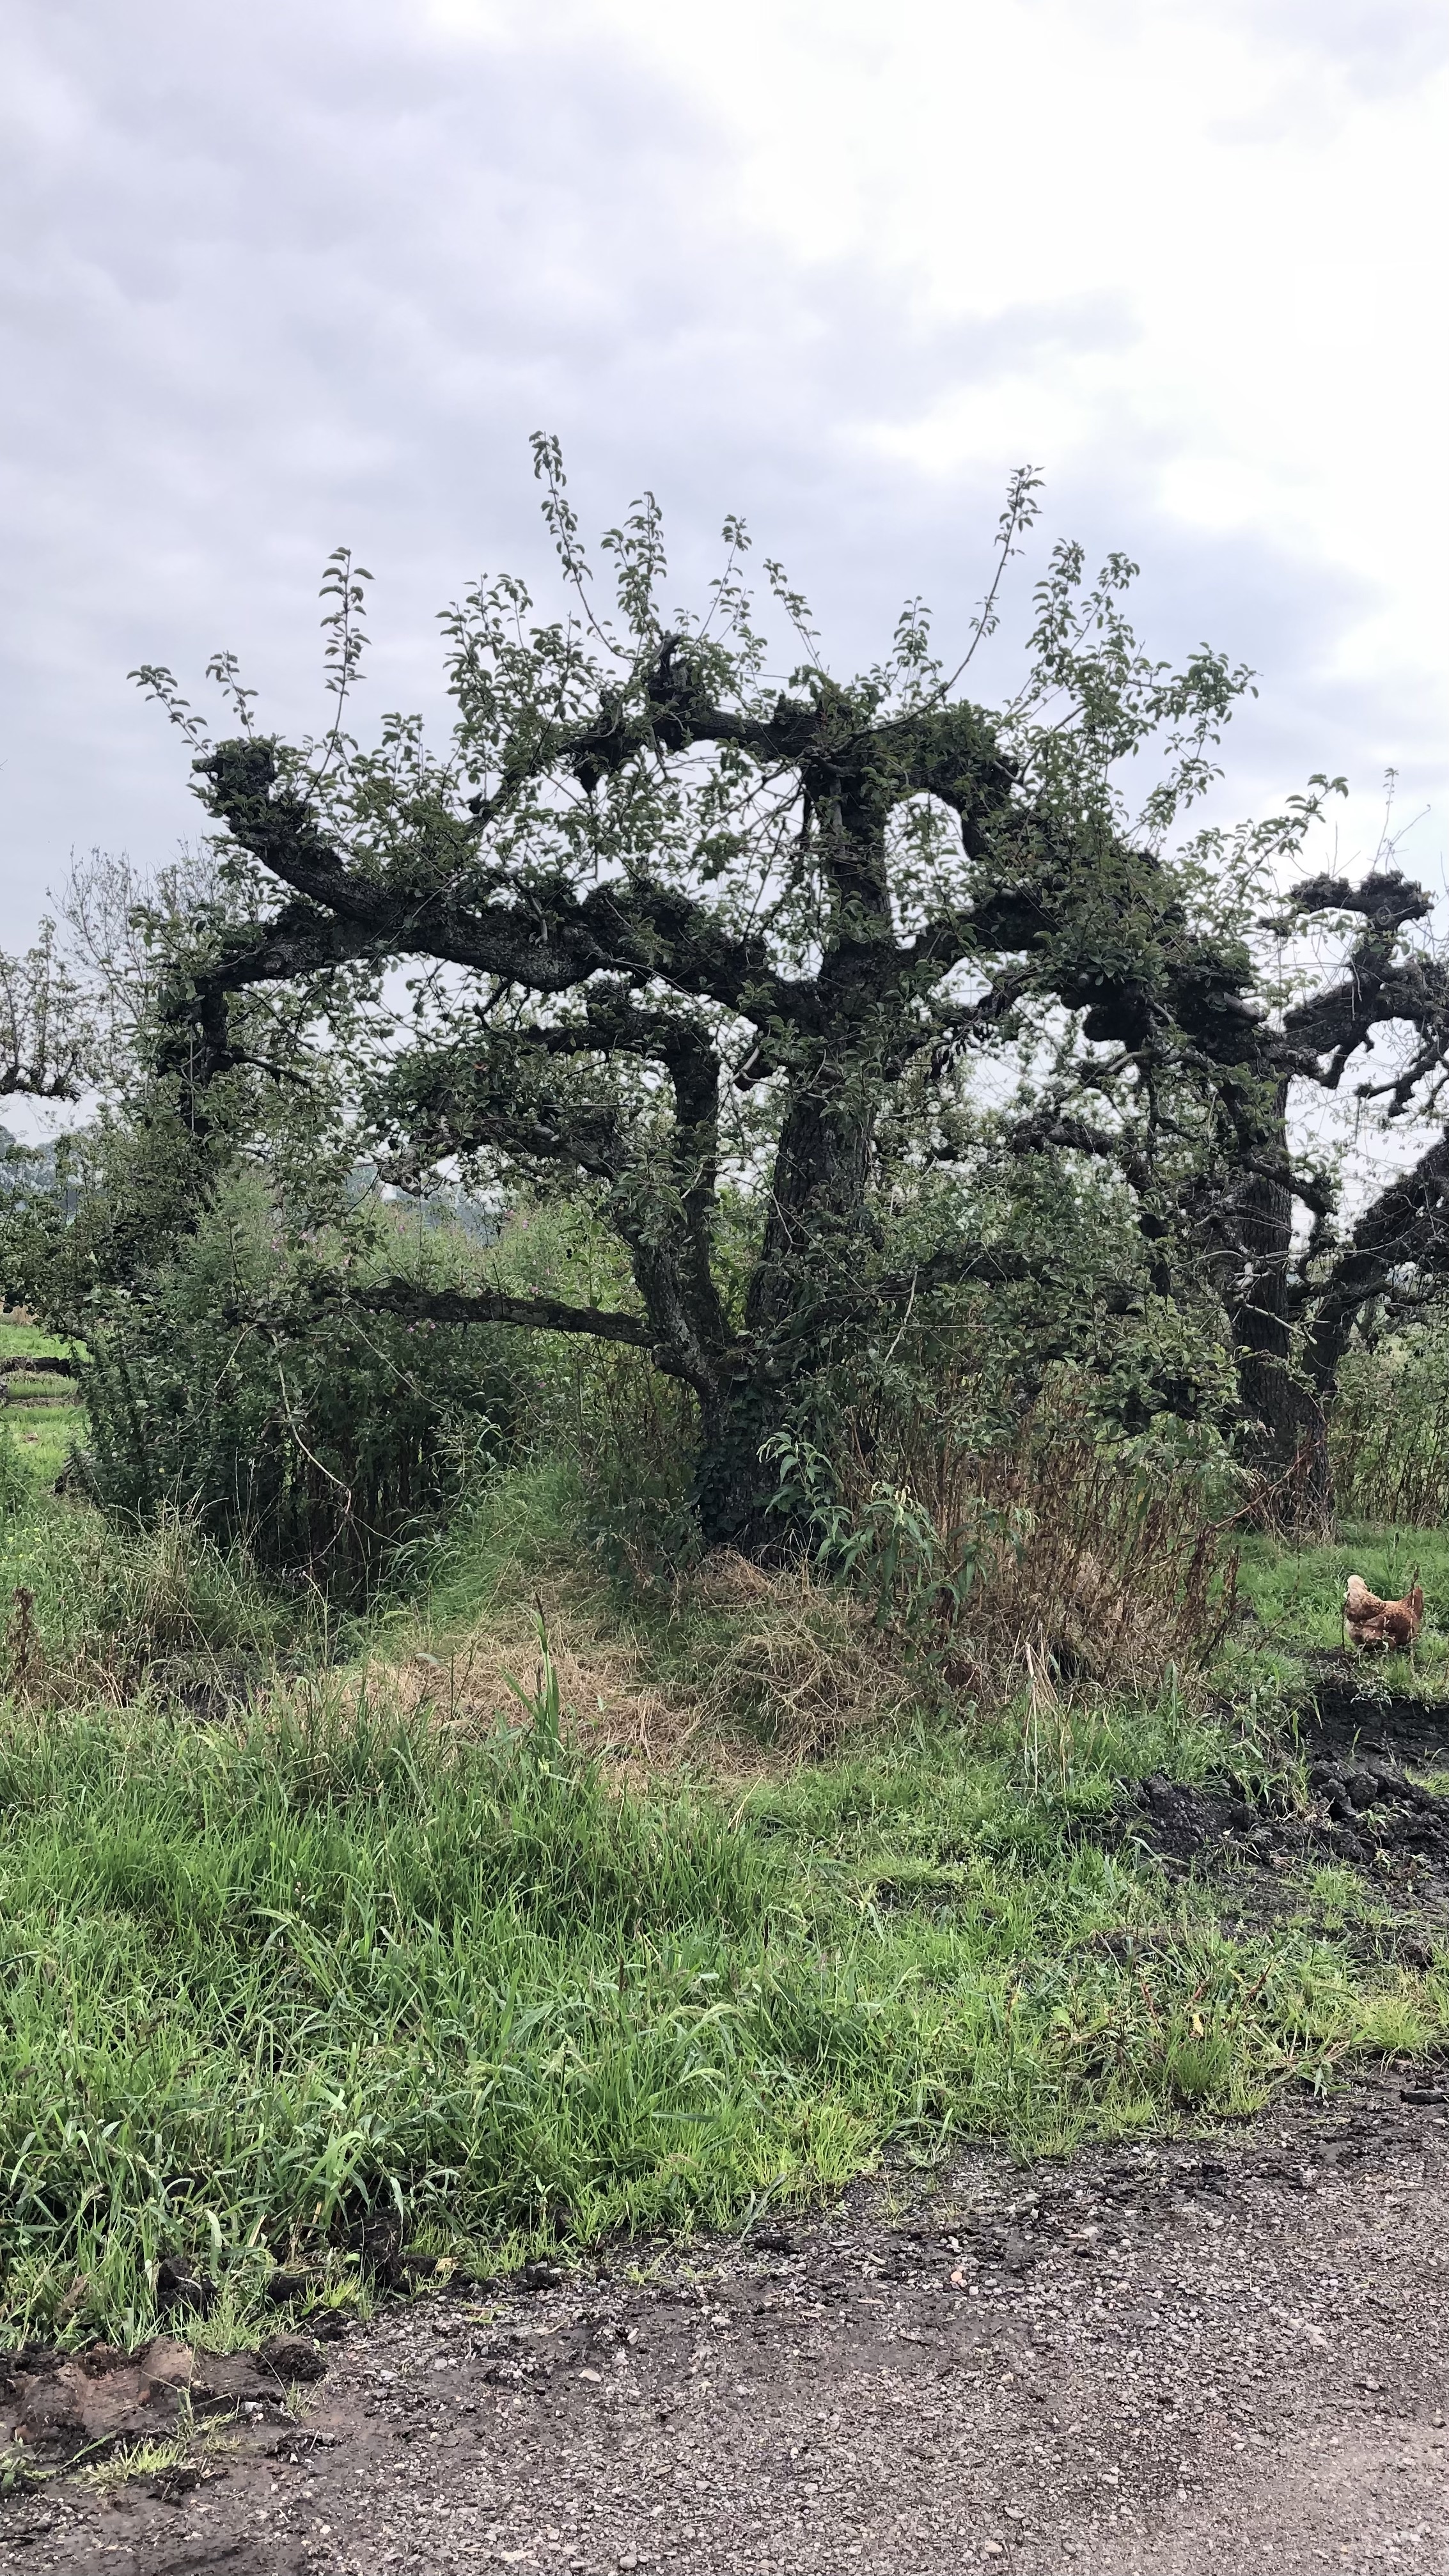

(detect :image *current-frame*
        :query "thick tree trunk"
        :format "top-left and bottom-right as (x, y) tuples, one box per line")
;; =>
(693, 1069), (882, 1554)
(1226, 1164), (1334, 1529)
(692, 1374), (792, 1554)
(743, 1079), (878, 1338)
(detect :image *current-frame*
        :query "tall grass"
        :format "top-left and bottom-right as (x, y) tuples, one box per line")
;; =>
(0, 1416), (27, 1523)
(1, 1500), (321, 1705)
(1, 1628), (1441, 2345)
(784, 1374), (1239, 1698)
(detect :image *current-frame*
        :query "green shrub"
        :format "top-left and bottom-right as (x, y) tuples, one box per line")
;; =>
(1333, 1320), (1449, 1525)
(77, 1174), (532, 1600)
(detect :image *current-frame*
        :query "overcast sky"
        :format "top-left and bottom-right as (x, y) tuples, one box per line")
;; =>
(2, 0), (1445, 947)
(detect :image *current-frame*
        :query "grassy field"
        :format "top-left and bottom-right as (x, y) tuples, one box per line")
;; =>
(1, 1444), (1446, 2350)
(0, 1311), (85, 1492)
(1235, 1524), (1449, 1682)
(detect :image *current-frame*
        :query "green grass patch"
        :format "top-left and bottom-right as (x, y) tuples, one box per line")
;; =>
(2, 1644), (1443, 2347)
(1227, 1525), (1443, 1669)
(0, 1315), (81, 1365)
(2, 1473), (1446, 2349)
(1235, 1525), (1449, 1697)
(0, 1312), (86, 1499)
(3, 1401), (86, 1493)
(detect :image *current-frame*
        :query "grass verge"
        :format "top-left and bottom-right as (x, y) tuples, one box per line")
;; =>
(2, 1600), (1444, 2346)
(3, 1460), (1447, 2350)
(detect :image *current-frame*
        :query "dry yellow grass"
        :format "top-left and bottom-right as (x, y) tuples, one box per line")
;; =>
(682, 1550), (918, 1757)
(357, 1551), (916, 1779)
(373, 1588), (677, 1767)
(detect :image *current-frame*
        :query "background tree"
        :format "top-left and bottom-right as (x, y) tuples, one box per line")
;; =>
(1, 919), (98, 1102)
(982, 837), (1449, 1518)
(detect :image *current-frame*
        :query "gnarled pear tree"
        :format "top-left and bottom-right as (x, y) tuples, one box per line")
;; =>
(130, 445), (1449, 1540)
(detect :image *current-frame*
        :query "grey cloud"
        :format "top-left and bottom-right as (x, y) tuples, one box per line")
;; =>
(1, 0), (1441, 942)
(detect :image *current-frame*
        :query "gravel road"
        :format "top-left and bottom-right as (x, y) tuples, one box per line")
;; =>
(4, 2070), (1446, 2576)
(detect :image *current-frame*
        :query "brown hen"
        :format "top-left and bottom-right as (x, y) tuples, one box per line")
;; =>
(1343, 1573), (1423, 1653)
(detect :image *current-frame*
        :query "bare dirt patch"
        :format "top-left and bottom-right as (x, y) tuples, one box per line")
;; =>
(0, 2335), (323, 2474)
(1303, 1665), (1449, 1772)
(5, 2075), (1446, 2576)
(1131, 1754), (1449, 1896)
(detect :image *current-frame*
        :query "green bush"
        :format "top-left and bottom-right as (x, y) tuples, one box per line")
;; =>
(1333, 1320), (1449, 1525)
(77, 1174), (533, 1600)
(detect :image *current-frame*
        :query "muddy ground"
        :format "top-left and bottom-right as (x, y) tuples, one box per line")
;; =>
(1127, 1669), (1449, 1916)
(3, 2070), (1446, 2576)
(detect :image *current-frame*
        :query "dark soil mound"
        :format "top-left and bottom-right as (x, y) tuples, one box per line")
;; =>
(1132, 1754), (1449, 1885)
(1301, 1664), (1449, 1769)
(1132, 1772), (1276, 1866)
(1301, 1750), (1449, 1868)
